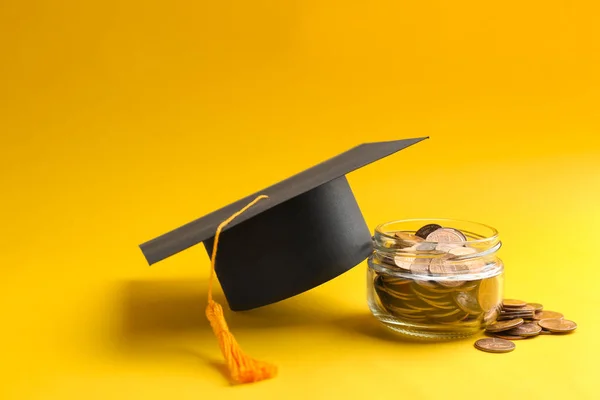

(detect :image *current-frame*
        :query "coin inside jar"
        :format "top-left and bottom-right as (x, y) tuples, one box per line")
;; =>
(426, 228), (467, 244)
(394, 232), (425, 249)
(394, 255), (416, 270)
(415, 224), (442, 239)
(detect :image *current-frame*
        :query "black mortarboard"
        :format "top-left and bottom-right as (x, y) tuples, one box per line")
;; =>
(139, 137), (428, 311)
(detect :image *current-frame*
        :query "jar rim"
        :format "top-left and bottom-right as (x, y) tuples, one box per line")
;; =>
(374, 218), (499, 245)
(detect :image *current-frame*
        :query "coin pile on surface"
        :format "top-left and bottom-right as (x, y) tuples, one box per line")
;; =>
(474, 299), (578, 353)
(373, 224), (503, 329)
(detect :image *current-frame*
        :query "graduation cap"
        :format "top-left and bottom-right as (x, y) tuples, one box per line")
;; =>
(140, 137), (428, 311)
(139, 137), (428, 383)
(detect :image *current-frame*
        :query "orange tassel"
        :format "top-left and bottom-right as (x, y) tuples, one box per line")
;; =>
(205, 195), (277, 384)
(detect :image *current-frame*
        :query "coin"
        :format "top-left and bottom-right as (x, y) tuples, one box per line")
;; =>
(538, 318), (577, 333)
(409, 258), (430, 275)
(485, 318), (524, 333)
(528, 303), (543, 312)
(380, 275), (411, 285)
(487, 333), (530, 340)
(418, 295), (456, 310)
(430, 308), (464, 323)
(394, 232), (425, 249)
(385, 303), (426, 315)
(429, 257), (471, 275)
(435, 243), (464, 252)
(503, 322), (542, 337)
(499, 304), (535, 319)
(446, 246), (483, 272)
(483, 307), (500, 324)
(380, 287), (415, 301)
(477, 275), (502, 312)
(426, 228), (467, 244)
(415, 224), (442, 239)
(533, 310), (564, 321)
(474, 338), (515, 353)
(411, 285), (448, 300)
(394, 255), (416, 270)
(502, 299), (527, 308)
(454, 291), (482, 314)
(415, 242), (438, 251)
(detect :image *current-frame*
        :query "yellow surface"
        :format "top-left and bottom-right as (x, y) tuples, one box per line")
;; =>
(1, 1), (599, 399)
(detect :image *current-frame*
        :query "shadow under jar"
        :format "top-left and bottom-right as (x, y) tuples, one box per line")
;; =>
(367, 219), (504, 340)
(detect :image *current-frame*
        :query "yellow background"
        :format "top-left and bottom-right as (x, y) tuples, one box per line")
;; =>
(2, 1), (599, 399)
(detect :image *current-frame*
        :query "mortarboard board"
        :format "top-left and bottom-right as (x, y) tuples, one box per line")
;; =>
(139, 137), (428, 311)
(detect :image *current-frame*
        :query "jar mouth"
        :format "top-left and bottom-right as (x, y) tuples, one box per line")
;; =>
(375, 218), (499, 245)
(371, 218), (502, 279)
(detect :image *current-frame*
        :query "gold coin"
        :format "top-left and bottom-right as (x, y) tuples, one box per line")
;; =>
(533, 310), (564, 321)
(502, 299), (527, 308)
(485, 318), (524, 333)
(538, 318), (577, 333)
(474, 338), (515, 353)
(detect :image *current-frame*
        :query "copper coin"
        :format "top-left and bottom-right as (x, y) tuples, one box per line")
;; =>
(528, 303), (543, 312)
(454, 291), (482, 314)
(429, 257), (470, 275)
(426, 228), (467, 244)
(485, 318), (524, 333)
(415, 224), (442, 239)
(502, 299), (527, 308)
(394, 255), (416, 270)
(533, 310), (564, 321)
(409, 258), (430, 275)
(483, 307), (500, 324)
(477, 276), (502, 313)
(488, 333), (530, 340)
(394, 232), (425, 249)
(428, 253), (469, 287)
(504, 322), (542, 337)
(538, 318), (577, 333)
(497, 315), (532, 321)
(448, 246), (478, 257)
(474, 338), (516, 353)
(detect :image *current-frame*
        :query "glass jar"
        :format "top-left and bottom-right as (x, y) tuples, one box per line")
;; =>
(367, 219), (504, 340)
